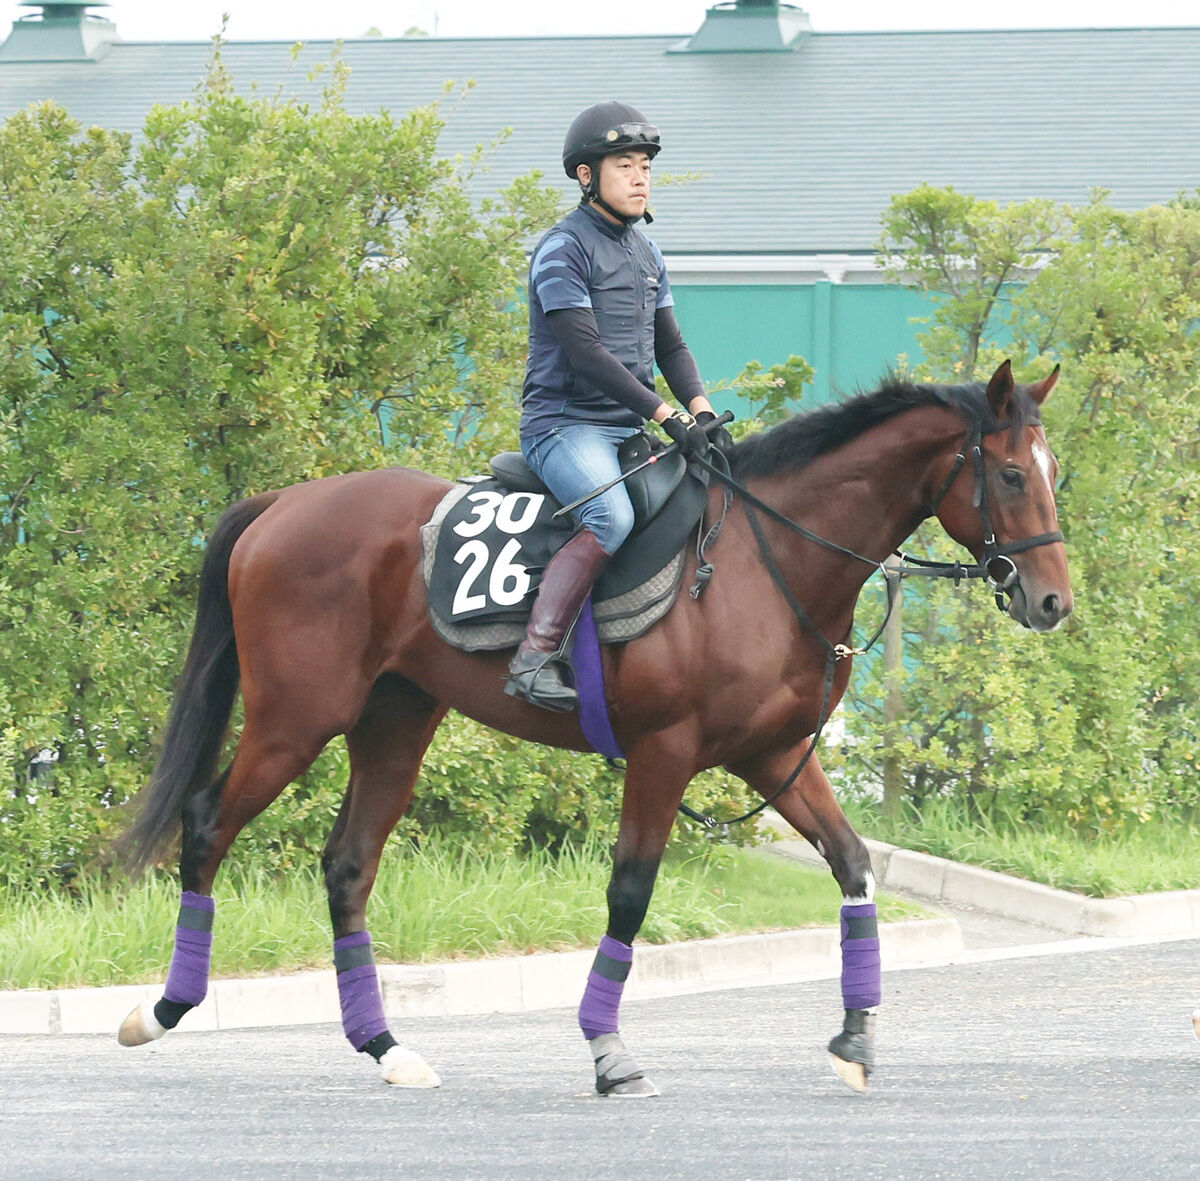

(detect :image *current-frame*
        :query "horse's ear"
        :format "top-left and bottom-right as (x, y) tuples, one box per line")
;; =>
(1026, 364), (1060, 406)
(986, 360), (1014, 416)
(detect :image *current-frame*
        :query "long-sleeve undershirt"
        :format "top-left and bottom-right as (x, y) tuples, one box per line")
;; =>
(546, 305), (706, 421)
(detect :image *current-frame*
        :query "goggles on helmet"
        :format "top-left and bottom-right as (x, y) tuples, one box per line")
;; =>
(598, 122), (660, 149)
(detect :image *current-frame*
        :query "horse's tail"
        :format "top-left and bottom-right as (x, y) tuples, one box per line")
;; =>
(117, 492), (279, 872)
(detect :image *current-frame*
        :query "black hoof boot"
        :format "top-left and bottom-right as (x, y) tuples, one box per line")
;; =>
(505, 649), (578, 712)
(828, 1008), (874, 1093)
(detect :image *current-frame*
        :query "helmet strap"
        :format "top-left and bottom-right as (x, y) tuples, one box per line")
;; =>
(578, 169), (652, 225)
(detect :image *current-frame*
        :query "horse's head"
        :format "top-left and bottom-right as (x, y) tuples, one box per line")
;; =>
(933, 361), (1073, 632)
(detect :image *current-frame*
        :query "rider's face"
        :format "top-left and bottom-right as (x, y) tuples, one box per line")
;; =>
(585, 151), (652, 221)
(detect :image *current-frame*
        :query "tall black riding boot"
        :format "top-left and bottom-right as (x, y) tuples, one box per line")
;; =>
(505, 529), (611, 712)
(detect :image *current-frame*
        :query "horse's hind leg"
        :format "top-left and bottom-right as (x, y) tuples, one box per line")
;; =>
(322, 675), (447, 1088)
(730, 743), (879, 1094)
(118, 706), (334, 1048)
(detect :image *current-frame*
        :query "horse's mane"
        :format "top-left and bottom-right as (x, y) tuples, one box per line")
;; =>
(728, 376), (1040, 480)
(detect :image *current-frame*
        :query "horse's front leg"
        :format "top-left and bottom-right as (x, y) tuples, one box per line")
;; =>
(578, 743), (692, 1098)
(731, 743), (880, 1094)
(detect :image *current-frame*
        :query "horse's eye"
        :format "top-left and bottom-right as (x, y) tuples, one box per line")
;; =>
(1000, 468), (1025, 489)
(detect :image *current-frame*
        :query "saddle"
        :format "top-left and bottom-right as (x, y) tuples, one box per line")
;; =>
(420, 432), (710, 652)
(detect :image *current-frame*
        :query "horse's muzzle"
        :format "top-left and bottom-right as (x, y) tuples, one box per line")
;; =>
(1004, 579), (1073, 632)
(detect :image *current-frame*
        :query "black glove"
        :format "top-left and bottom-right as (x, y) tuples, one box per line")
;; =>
(660, 410), (710, 458)
(696, 410), (735, 456)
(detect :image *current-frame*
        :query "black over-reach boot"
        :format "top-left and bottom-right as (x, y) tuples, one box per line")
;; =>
(505, 529), (611, 712)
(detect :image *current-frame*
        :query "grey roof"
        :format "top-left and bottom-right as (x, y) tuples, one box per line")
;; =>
(3, 21), (1200, 253)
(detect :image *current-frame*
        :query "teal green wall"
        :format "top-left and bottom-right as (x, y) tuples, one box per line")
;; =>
(671, 282), (932, 409)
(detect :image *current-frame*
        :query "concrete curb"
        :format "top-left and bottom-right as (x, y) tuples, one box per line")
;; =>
(766, 834), (1200, 939)
(0, 917), (960, 1036)
(8, 835), (1195, 1038)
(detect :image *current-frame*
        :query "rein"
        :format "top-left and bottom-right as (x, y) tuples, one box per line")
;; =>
(677, 415), (1064, 831)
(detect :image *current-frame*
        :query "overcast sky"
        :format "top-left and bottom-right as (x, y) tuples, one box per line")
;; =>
(2, 0), (1198, 42)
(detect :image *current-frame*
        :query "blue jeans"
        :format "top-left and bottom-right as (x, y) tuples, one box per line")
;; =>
(522, 423), (641, 554)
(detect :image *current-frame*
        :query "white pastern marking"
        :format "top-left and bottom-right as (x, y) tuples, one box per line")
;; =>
(843, 871), (876, 905)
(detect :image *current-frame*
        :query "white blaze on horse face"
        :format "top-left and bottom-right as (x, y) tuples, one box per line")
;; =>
(1032, 440), (1055, 494)
(844, 871), (876, 905)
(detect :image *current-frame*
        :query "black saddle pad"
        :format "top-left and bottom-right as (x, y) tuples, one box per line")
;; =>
(424, 468), (709, 628)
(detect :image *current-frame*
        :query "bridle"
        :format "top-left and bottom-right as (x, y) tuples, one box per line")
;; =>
(678, 411), (1065, 830)
(902, 417), (1064, 613)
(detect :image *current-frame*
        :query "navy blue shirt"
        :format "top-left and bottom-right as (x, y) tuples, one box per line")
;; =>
(521, 205), (674, 441)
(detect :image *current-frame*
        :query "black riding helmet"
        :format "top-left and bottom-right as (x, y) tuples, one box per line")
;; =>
(562, 101), (661, 223)
(562, 100), (661, 178)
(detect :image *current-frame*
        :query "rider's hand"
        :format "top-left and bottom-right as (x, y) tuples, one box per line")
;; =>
(696, 410), (734, 456)
(660, 410), (710, 458)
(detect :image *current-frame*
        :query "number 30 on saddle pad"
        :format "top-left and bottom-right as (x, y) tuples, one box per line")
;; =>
(429, 484), (568, 624)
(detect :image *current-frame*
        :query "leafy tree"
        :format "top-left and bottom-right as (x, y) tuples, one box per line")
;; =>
(0, 57), (564, 880)
(1014, 195), (1200, 823)
(877, 182), (1067, 379)
(844, 187), (1200, 834)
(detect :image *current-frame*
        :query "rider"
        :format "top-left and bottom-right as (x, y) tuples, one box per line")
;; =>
(506, 100), (733, 713)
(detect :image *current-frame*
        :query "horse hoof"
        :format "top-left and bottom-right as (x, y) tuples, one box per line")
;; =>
(829, 1053), (870, 1094)
(599, 1075), (660, 1098)
(827, 1010), (873, 1093)
(1192, 1010), (1199, 1042)
(378, 1045), (441, 1088)
(117, 999), (166, 1048)
(588, 1032), (658, 1097)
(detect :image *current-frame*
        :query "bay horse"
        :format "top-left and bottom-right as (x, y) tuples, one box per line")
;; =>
(117, 360), (1072, 1096)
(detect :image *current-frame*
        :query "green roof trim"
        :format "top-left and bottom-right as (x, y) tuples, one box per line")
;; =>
(671, 1), (812, 54)
(17, 1), (112, 9)
(1, 1), (118, 62)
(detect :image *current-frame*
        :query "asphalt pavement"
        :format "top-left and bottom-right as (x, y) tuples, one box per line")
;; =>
(2, 937), (1196, 1180)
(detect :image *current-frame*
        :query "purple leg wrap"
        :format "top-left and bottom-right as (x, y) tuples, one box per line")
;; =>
(578, 934), (633, 1040)
(840, 902), (881, 1010)
(163, 891), (215, 1007)
(334, 931), (390, 1051)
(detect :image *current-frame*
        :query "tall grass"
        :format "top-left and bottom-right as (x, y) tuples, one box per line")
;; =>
(0, 840), (921, 991)
(844, 794), (1200, 898)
